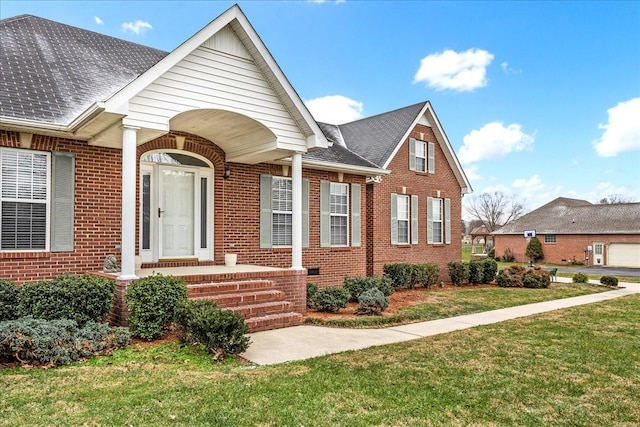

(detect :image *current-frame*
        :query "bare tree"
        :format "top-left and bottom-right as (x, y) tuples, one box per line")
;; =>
(465, 191), (525, 232)
(598, 194), (633, 204)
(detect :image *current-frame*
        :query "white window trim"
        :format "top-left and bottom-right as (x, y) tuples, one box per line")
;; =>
(415, 140), (427, 172)
(397, 194), (410, 244)
(330, 182), (349, 247)
(432, 198), (443, 244)
(0, 147), (51, 252)
(272, 176), (293, 247)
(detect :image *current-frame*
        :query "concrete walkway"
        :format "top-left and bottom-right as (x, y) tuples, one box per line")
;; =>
(241, 279), (640, 365)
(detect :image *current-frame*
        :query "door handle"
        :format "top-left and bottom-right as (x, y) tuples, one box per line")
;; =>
(158, 208), (165, 218)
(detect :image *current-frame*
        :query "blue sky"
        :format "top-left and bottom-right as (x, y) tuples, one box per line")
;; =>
(2, 0), (639, 217)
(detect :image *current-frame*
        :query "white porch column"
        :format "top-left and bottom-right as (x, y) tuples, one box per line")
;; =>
(291, 152), (303, 270)
(118, 125), (139, 280)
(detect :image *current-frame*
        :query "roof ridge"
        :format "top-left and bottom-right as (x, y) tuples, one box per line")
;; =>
(339, 100), (428, 127)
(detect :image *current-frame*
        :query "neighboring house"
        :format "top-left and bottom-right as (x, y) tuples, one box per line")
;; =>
(492, 197), (640, 267)
(0, 6), (471, 328)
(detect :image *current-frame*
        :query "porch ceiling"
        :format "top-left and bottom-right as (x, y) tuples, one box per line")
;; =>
(170, 109), (282, 164)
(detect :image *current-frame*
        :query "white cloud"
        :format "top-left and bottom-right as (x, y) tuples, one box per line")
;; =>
(500, 61), (521, 74)
(121, 20), (152, 35)
(414, 48), (494, 91)
(94, 16), (104, 25)
(305, 95), (363, 124)
(463, 164), (481, 182)
(458, 122), (535, 164)
(593, 97), (640, 157)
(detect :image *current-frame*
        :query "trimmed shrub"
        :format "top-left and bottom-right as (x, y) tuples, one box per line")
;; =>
(174, 299), (249, 361)
(411, 264), (440, 288)
(502, 248), (516, 262)
(496, 264), (549, 288)
(17, 274), (115, 326)
(0, 280), (19, 321)
(306, 283), (319, 308)
(383, 264), (413, 289)
(343, 276), (393, 302)
(572, 273), (589, 283)
(0, 317), (130, 367)
(468, 260), (484, 284)
(310, 287), (350, 313)
(355, 288), (389, 316)
(496, 271), (512, 288)
(481, 258), (499, 283)
(125, 275), (187, 340)
(448, 262), (469, 286)
(600, 276), (619, 287)
(523, 270), (550, 289)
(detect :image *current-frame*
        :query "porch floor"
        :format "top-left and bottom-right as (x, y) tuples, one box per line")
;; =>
(134, 264), (287, 279)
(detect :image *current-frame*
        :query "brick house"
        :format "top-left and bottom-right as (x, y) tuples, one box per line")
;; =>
(492, 197), (640, 267)
(0, 6), (471, 329)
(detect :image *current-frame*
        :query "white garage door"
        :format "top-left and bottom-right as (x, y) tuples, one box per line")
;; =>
(608, 243), (640, 268)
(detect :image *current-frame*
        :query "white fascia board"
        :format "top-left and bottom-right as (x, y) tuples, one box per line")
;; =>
(0, 116), (70, 133)
(275, 158), (389, 176)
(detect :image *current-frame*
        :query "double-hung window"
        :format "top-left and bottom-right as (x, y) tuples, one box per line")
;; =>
(271, 177), (293, 246)
(320, 181), (361, 248)
(409, 138), (435, 173)
(427, 197), (451, 245)
(391, 193), (418, 245)
(260, 174), (309, 248)
(0, 148), (74, 252)
(330, 183), (348, 246)
(397, 195), (410, 244)
(1, 148), (48, 250)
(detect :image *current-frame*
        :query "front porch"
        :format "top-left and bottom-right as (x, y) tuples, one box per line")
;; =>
(101, 264), (307, 333)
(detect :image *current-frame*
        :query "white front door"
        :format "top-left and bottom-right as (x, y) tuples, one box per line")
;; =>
(593, 242), (604, 266)
(159, 167), (195, 258)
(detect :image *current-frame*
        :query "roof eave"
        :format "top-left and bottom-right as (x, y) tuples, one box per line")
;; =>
(274, 158), (390, 177)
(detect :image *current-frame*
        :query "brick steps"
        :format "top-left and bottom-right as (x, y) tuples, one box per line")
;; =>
(186, 280), (302, 333)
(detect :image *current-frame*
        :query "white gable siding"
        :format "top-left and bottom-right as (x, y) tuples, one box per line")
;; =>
(127, 43), (307, 153)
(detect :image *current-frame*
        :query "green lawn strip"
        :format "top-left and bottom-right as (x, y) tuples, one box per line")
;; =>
(306, 283), (610, 328)
(1, 295), (638, 426)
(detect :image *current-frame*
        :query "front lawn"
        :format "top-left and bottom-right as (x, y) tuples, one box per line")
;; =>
(1, 295), (638, 426)
(305, 282), (610, 328)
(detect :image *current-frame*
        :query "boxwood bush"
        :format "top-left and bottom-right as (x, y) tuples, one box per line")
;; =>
(343, 276), (393, 302)
(383, 264), (413, 289)
(306, 282), (319, 308)
(447, 262), (469, 286)
(384, 263), (440, 289)
(481, 258), (499, 283)
(125, 275), (187, 340)
(17, 274), (115, 326)
(174, 299), (250, 361)
(309, 287), (350, 313)
(600, 276), (619, 287)
(468, 260), (484, 284)
(0, 316), (130, 367)
(0, 280), (19, 321)
(355, 288), (389, 316)
(572, 273), (589, 283)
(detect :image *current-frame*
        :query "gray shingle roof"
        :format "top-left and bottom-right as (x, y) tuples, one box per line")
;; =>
(493, 197), (640, 235)
(335, 102), (427, 167)
(0, 15), (167, 125)
(303, 140), (380, 169)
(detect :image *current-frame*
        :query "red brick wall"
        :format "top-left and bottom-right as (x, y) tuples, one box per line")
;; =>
(1, 130), (368, 286)
(1, 131), (122, 283)
(494, 233), (640, 265)
(368, 124), (464, 279)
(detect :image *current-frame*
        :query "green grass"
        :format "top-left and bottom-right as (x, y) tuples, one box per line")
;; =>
(2, 295), (638, 426)
(305, 283), (609, 328)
